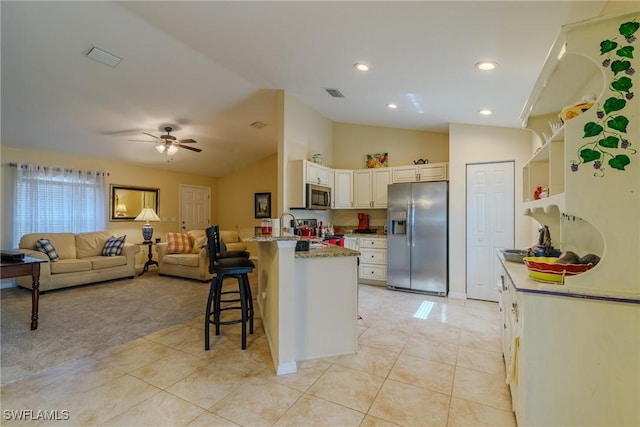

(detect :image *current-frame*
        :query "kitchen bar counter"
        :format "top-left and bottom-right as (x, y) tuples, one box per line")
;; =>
(244, 236), (359, 375)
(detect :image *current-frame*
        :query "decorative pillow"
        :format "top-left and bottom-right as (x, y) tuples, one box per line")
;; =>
(102, 235), (126, 256)
(191, 235), (207, 254)
(35, 238), (59, 262)
(166, 233), (192, 254)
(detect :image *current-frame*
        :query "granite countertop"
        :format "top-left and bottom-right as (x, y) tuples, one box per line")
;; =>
(244, 235), (360, 258)
(499, 254), (639, 303)
(342, 233), (387, 238)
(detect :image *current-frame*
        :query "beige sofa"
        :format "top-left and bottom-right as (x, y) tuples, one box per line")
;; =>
(156, 229), (248, 281)
(15, 232), (140, 292)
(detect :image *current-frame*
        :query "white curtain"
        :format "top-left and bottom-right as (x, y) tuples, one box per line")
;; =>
(12, 163), (108, 247)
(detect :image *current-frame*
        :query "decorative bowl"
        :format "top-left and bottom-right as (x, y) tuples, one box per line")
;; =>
(501, 249), (528, 264)
(523, 257), (594, 283)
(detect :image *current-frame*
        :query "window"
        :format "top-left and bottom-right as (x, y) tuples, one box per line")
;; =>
(12, 164), (108, 247)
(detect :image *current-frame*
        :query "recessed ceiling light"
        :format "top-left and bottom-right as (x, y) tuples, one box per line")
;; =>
(354, 63), (370, 72)
(479, 108), (493, 115)
(387, 103), (398, 109)
(475, 61), (497, 71)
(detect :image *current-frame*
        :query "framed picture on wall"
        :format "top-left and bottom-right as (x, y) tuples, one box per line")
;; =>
(254, 192), (271, 218)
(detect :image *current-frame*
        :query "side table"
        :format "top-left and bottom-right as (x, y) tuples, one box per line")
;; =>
(138, 241), (158, 276)
(0, 256), (47, 330)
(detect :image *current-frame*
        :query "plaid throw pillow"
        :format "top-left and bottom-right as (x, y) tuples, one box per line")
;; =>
(35, 238), (59, 262)
(166, 233), (192, 254)
(102, 235), (126, 256)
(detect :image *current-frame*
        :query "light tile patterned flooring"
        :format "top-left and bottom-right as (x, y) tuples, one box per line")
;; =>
(1, 283), (516, 426)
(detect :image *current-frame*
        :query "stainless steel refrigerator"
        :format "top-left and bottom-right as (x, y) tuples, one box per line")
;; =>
(387, 181), (448, 296)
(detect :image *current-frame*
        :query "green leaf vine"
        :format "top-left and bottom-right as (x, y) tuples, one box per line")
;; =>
(570, 20), (638, 177)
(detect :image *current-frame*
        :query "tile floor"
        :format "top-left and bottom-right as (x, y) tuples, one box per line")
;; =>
(1, 283), (516, 427)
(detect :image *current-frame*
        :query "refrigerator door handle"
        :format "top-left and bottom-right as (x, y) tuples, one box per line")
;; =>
(406, 201), (411, 247)
(410, 202), (416, 247)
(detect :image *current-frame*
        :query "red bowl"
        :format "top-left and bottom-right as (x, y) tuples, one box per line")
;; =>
(523, 257), (594, 283)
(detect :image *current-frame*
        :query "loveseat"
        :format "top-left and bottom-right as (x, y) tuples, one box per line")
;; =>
(155, 229), (248, 281)
(15, 232), (140, 292)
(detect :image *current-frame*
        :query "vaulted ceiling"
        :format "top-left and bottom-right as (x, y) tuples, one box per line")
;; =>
(1, 1), (612, 176)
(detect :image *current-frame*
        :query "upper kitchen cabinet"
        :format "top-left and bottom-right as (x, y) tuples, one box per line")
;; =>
(391, 163), (448, 183)
(288, 159), (333, 209)
(332, 169), (353, 209)
(306, 161), (332, 186)
(521, 11), (639, 296)
(353, 168), (391, 209)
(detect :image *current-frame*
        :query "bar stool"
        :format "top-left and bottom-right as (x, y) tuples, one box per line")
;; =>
(204, 226), (255, 350)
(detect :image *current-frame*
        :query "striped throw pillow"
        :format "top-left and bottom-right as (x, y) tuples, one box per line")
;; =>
(102, 235), (126, 256)
(166, 233), (192, 254)
(35, 238), (59, 262)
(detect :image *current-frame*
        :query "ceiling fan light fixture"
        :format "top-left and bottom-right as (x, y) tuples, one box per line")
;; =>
(155, 144), (166, 154)
(166, 144), (179, 156)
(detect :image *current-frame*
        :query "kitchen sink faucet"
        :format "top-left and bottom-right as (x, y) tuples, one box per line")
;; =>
(279, 212), (298, 235)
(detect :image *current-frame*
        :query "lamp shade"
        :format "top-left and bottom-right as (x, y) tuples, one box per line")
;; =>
(134, 208), (161, 242)
(134, 208), (161, 223)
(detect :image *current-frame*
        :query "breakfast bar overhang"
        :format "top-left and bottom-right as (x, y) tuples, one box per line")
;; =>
(245, 236), (360, 375)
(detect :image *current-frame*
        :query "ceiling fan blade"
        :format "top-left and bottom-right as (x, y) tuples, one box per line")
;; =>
(128, 139), (157, 143)
(178, 144), (202, 153)
(178, 138), (197, 144)
(142, 132), (159, 140)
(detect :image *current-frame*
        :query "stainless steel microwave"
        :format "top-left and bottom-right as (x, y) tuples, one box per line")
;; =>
(306, 184), (331, 210)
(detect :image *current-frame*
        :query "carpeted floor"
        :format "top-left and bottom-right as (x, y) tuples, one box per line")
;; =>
(0, 272), (221, 385)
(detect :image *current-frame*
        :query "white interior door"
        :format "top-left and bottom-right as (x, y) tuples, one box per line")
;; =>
(466, 162), (514, 301)
(180, 185), (211, 232)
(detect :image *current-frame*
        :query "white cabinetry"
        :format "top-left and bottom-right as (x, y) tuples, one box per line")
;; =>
(343, 236), (359, 251)
(332, 169), (353, 209)
(501, 12), (640, 426)
(306, 161), (331, 186)
(499, 259), (640, 426)
(358, 237), (387, 284)
(353, 169), (392, 209)
(392, 163), (448, 183)
(288, 160), (333, 209)
(521, 11), (639, 295)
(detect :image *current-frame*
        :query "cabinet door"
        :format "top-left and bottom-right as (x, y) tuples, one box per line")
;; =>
(333, 169), (353, 209)
(317, 165), (331, 186)
(306, 161), (321, 184)
(417, 163), (448, 181)
(353, 170), (373, 208)
(343, 237), (359, 251)
(392, 166), (419, 183)
(371, 169), (391, 208)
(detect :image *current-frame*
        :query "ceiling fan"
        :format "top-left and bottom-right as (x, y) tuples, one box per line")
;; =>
(130, 126), (202, 155)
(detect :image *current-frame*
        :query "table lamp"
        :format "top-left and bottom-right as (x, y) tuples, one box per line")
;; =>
(134, 208), (161, 242)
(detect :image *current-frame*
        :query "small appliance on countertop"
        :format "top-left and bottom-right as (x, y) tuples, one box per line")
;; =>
(357, 213), (369, 230)
(293, 218), (317, 237)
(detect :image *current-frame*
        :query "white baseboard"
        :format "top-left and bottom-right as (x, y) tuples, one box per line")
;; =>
(276, 361), (297, 376)
(448, 291), (467, 299)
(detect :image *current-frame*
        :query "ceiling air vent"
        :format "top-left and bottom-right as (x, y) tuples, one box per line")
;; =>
(250, 121), (267, 130)
(325, 88), (344, 98)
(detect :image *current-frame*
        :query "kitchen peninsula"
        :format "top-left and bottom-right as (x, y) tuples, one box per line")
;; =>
(245, 235), (360, 375)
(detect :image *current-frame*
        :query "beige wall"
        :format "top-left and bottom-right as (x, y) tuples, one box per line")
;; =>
(0, 146), (217, 249)
(216, 153), (278, 254)
(333, 123), (449, 170)
(448, 123), (533, 298)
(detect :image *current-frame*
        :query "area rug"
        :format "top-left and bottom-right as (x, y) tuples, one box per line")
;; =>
(0, 273), (214, 385)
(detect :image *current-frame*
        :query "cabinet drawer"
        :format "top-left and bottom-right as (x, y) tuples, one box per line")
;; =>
(359, 248), (387, 264)
(359, 264), (387, 280)
(358, 238), (387, 249)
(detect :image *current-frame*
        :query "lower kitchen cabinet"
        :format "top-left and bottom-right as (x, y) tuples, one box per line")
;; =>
(358, 237), (387, 285)
(499, 257), (640, 426)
